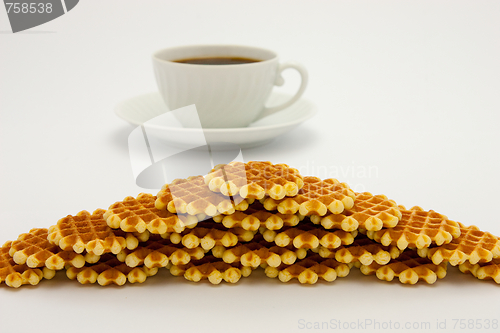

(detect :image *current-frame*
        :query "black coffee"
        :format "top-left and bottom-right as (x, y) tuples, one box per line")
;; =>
(174, 57), (261, 65)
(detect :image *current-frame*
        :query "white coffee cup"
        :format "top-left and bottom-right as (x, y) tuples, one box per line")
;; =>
(152, 45), (308, 128)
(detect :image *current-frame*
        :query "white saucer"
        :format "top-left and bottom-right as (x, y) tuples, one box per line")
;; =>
(114, 91), (317, 149)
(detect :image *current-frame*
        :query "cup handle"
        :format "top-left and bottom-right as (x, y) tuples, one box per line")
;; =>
(254, 61), (309, 121)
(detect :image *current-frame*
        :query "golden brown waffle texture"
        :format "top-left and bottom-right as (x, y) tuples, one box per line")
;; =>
(310, 192), (402, 232)
(66, 254), (158, 286)
(169, 256), (253, 284)
(459, 258), (500, 284)
(418, 223), (500, 266)
(155, 176), (245, 217)
(265, 254), (351, 284)
(213, 201), (301, 231)
(262, 176), (355, 215)
(318, 234), (401, 266)
(217, 240), (306, 268)
(119, 236), (205, 268)
(261, 222), (357, 249)
(205, 161), (304, 200)
(1, 241), (55, 288)
(367, 206), (461, 250)
(10, 228), (85, 270)
(358, 249), (447, 284)
(48, 209), (136, 255)
(2, 160), (500, 287)
(105, 193), (190, 234)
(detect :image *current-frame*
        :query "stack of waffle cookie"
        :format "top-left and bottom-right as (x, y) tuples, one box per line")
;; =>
(2, 161), (499, 288)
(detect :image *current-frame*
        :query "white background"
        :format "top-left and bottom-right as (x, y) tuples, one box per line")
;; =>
(0, 1), (499, 332)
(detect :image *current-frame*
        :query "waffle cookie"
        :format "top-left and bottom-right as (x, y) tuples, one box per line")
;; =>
(218, 240), (307, 268)
(359, 249), (447, 284)
(48, 209), (139, 255)
(205, 161), (304, 200)
(265, 254), (351, 284)
(155, 176), (247, 217)
(261, 223), (357, 249)
(367, 206), (461, 250)
(170, 256), (253, 284)
(262, 176), (355, 216)
(1, 241), (55, 288)
(309, 192), (401, 232)
(169, 223), (257, 251)
(66, 253), (157, 286)
(213, 201), (302, 231)
(119, 236), (205, 268)
(318, 234), (401, 266)
(418, 223), (500, 266)
(9, 228), (85, 270)
(105, 193), (196, 234)
(459, 258), (500, 284)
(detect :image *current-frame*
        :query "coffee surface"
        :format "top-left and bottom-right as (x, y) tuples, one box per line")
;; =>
(174, 56), (261, 65)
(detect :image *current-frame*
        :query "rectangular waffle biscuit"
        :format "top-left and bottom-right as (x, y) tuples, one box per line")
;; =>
(367, 206), (461, 250)
(213, 201), (302, 231)
(260, 222), (357, 249)
(48, 209), (139, 255)
(264, 254), (351, 284)
(1, 241), (55, 288)
(169, 255), (253, 284)
(309, 192), (402, 232)
(359, 249), (447, 284)
(66, 253), (157, 286)
(205, 161), (304, 200)
(216, 238), (308, 268)
(318, 234), (401, 266)
(118, 236), (205, 268)
(262, 176), (355, 216)
(418, 223), (500, 266)
(167, 222), (258, 251)
(459, 258), (500, 284)
(9, 228), (85, 270)
(155, 176), (248, 217)
(105, 193), (195, 234)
